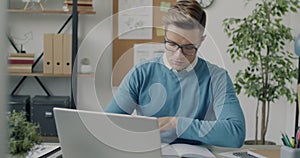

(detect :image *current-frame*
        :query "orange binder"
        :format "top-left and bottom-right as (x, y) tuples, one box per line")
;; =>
(43, 34), (53, 74)
(53, 34), (63, 74)
(63, 34), (72, 75)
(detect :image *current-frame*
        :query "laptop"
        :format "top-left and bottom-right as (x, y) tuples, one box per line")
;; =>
(53, 108), (162, 158)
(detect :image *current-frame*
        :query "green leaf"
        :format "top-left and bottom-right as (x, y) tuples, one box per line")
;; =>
(8, 111), (41, 155)
(222, 0), (298, 104)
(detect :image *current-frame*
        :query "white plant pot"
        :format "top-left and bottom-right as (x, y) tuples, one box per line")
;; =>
(80, 65), (92, 74)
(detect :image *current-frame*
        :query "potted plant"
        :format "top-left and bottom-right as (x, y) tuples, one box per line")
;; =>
(223, 0), (300, 144)
(8, 111), (41, 156)
(80, 57), (92, 73)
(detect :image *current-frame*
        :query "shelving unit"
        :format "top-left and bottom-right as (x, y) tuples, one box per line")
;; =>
(8, 0), (96, 108)
(71, 0), (78, 108)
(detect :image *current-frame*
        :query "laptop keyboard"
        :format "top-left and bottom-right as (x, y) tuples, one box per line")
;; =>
(233, 151), (258, 158)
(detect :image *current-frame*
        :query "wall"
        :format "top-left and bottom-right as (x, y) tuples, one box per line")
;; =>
(203, 0), (300, 144)
(0, 0), (7, 156)
(197, 0), (300, 145)
(7, 0), (300, 145)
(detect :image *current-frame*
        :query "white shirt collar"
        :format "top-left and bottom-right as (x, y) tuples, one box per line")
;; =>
(163, 53), (198, 72)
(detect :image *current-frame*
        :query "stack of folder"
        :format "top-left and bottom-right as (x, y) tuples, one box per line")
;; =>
(43, 34), (72, 75)
(64, 0), (93, 12)
(8, 53), (34, 73)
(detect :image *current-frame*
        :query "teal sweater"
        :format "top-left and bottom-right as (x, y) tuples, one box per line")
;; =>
(105, 56), (245, 148)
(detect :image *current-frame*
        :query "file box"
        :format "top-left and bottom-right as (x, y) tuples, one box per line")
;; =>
(31, 95), (70, 136)
(8, 95), (31, 121)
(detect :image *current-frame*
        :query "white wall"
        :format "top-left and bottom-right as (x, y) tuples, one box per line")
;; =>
(8, 0), (300, 145)
(0, 0), (7, 156)
(202, 0), (300, 144)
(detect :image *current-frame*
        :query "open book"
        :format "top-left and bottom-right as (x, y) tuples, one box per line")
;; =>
(161, 143), (216, 158)
(26, 144), (61, 158)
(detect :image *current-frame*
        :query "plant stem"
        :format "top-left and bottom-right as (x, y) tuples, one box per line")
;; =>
(255, 100), (259, 144)
(261, 101), (266, 144)
(265, 101), (270, 139)
(260, 0), (271, 145)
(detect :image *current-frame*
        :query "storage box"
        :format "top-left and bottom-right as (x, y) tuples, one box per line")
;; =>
(8, 95), (30, 121)
(280, 146), (300, 158)
(31, 95), (70, 136)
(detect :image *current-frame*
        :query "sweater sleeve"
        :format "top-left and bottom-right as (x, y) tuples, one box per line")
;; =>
(176, 71), (246, 148)
(105, 68), (139, 114)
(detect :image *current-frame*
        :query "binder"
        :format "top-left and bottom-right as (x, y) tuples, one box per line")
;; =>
(63, 34), (72, 75)
(53, 34), (63, 74)
(43, 34), (53, 74)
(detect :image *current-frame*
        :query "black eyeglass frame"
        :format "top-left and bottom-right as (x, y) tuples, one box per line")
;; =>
(164, 37), (198, 56)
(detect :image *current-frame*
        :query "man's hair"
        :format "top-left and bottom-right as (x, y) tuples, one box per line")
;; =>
(162, 0), (206, 31)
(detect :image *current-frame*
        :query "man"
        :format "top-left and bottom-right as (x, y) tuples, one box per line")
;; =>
(106, 0), (245, 148)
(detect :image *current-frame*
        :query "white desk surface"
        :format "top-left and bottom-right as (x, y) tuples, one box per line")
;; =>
(48, 144), (281, 158)
(208, 145), (280, 158)
(9, 143), (281, 158)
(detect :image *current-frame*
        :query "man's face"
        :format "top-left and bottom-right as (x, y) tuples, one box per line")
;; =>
(165, 25), (203, 71)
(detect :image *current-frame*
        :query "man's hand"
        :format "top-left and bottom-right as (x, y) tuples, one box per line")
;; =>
(158, 117), (178, 133)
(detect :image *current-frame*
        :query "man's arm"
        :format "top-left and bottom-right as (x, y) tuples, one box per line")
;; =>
(158, 117), (178, 133)
(105, 69), (138, 114)
(175, 71), (245, 148)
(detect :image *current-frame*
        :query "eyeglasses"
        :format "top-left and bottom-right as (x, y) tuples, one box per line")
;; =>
(164, 37), (198, 56)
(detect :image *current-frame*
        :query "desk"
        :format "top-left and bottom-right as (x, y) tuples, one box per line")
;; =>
(208, 145), (281, 158)
(10, 144), (280, 158)
(46, 144), (281, 158)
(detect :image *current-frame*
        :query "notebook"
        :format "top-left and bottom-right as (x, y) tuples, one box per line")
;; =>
(53, 108), (162, 158)
(26, 144), (61, 158)
(161, 143), (216, 158)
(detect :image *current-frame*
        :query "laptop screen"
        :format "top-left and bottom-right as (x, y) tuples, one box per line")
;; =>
(54, 108), (162, 158)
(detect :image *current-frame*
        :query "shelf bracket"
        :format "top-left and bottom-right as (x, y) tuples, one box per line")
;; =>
(34, 76), (51, 96)
(6, 34), (20, 53)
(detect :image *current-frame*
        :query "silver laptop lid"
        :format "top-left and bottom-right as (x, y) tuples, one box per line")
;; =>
(53, 108), (162, 158)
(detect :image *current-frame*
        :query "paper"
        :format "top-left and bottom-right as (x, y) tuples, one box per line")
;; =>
(161, 143), (216, 158)
(26, 144), (61, 158)
(160, 1), (171, 12)
(118, 0), (153, 39)
(156, 27), (165, 36)
(134, 43), (164, 65)
(161, 144), (178, 156)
